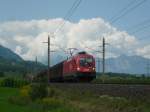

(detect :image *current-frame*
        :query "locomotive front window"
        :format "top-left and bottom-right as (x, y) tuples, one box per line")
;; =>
(80, 58), (93, 67)
(86, 58), (93, 63)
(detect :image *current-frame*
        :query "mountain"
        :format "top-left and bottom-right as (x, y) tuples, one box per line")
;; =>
(0, 45), (23, 62)
(0, 45), (149, 75)
(51, 52), (149, 75)
(0, 45), (46, 74)
(104, 55), (149, 75)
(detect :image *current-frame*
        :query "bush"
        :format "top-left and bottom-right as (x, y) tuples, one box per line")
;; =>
(8, 96), (31, 106)
(47, 87), (61, 98)
(36, 97), (78, 112)
(20, 85), (31, 98)
(29, 83), (48, 101)
(37, 97), (63, 109)
(0, 77), (29, 88)
(0, 71), (4, 77)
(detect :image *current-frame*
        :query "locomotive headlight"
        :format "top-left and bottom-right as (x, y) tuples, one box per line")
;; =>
(77, 67), (80, 71)
(93, 67), (95, 70)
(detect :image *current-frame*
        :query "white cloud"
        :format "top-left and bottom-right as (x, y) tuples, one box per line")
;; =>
(15, 46), (22, 55)
(0, 17), (144, 63)
(136, 45), (150, 58)
(0, 38), (7, 45)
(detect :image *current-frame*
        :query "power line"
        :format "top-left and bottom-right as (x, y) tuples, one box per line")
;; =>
(51, 43), (79, 59)
(127, 19), (150, 31)
(111, 0), (147, 24)
(64, 0), (82, 21)
(54, 0), (82, 34)
(110, 0), (137, 22)
(124, 19), (150, 41)
(131, 24), (150, 34)
(50, 0), (82, 57)
(51, 43), (66, 52)
(67, 48), (78, 56)
(84, 46), (101, 53)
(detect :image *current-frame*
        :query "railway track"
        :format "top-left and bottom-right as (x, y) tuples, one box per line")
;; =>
(49, 83), (150, 98)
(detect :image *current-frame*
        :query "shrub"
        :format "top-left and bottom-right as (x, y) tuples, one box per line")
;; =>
(29, 83), (48, 101)
(0, 78), (14, 87)
(0, 77), (29, 88)
(20, 85), (31, 98)
(38, 97), (63, 109)
(8, 96), (31, 106)
(36, 97), (78, 112)
(0, 71), (4, 77)
(47, 87), (61, 98)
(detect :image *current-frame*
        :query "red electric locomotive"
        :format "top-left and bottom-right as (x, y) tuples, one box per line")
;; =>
(36, 51), (96, 82)
(63, 51), (96, 81)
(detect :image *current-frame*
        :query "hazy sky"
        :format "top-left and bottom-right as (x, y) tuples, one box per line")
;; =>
(0, 0), (149, 62)
(0, 0), (150, 30)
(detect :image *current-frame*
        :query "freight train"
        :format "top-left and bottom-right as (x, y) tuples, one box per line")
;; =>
(35, 51), (96, 82)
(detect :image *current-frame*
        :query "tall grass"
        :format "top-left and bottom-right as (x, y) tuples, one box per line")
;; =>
(0, 77), (29, 88)
(93, 75), (150, 84)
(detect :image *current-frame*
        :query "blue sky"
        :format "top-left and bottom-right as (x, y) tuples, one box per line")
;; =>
(0, 0), (149, 40)
(0, 0), (149, 61)
(0, 0), (149, 28)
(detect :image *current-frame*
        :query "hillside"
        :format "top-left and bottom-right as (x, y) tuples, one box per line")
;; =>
(0, 45), (46, 74)
(0, 45), (149, 75)
(105, 55), (149, 75)
(0, 45), (23, 62)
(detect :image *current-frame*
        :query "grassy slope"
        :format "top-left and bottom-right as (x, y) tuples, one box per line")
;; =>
(0, 87), (40, 112)
(49, 85), (150, 112)
(0, 87), (77, 112)
(1, 86), (150, 112)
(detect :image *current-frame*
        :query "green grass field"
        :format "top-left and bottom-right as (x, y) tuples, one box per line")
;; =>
(0, 87), (77, 112)
(0, 86), (150, 112)
(0, 87), (40, 112)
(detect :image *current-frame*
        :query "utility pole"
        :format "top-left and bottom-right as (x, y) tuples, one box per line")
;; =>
(102, 37), (109, 75)
(146, 62), (150, 76)
(35, 56), (37, 75)
(98, 59), (100, 73)
(102, 37), (105, 75)
(43, 35), (51, 83)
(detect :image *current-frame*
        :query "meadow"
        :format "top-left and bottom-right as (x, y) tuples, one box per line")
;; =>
(0, 73), (150, 112)
(0, 87), (39, 112)
(0, 85), (150, 112)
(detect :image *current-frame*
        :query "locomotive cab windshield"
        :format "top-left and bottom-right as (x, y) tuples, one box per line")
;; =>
(80, 57), (93, 67)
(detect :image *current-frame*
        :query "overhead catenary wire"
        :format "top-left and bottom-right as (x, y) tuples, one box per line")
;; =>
(109, 0), (149, 42)
(127, 19), (150, 42)
(97, 0), (148, 74)
(130, 24), (150, 34)
(54, 0), (82, 35)
(127, 19), (150, 31)
(110, 0), (147, 24)
(51, 43), (79, 58)
(51, 0), (82, 54)
(110, 0), (137, 22)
